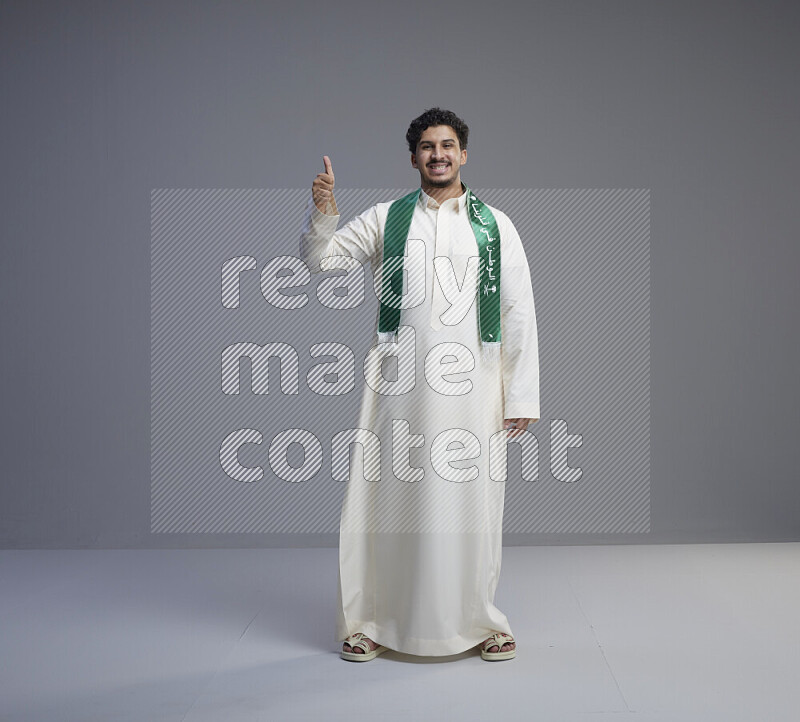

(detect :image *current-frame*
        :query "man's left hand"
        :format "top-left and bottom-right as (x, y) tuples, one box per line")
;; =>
(504, 418), (537, 438)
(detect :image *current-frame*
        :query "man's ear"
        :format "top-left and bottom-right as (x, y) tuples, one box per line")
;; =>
(411, 153), (418, 169)
(460, 149), (467, 165)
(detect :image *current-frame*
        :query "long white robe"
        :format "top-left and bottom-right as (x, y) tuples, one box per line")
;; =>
(299, 185), (539, 656)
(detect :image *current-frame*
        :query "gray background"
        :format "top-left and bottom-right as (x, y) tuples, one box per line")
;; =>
(2, 0), (798, 547)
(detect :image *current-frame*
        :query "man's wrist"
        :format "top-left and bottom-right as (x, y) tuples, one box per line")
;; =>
(313, 196), (338, 216)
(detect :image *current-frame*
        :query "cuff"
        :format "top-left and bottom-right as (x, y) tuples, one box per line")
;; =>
(503, 402), (540, 420)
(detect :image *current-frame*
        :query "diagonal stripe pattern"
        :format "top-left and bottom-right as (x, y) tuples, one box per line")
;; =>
(151, 188), (649, 534)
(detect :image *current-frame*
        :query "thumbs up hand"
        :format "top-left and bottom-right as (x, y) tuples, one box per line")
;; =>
(312, 155), (338, 215)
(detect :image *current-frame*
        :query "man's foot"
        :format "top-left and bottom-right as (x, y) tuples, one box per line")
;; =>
(480, 632), (517, 660)
(483, 636), (515, 654)
(342, 633), (379, 655)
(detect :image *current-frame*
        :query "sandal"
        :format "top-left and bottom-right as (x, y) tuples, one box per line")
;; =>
(340, 632), (388, 662)
(480, 632), (516, 661)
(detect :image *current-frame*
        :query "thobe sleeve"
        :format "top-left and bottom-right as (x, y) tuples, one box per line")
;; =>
(497, 211), (540, 420)
(299, 196), (382, 274)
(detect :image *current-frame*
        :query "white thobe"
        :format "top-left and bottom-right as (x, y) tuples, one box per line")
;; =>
(299, 184), (539, 656)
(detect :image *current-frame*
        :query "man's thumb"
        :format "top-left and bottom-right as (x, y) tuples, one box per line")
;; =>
(323, 155), (334, 177)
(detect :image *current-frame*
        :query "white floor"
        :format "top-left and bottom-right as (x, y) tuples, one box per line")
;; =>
(1, 543), (799, 721)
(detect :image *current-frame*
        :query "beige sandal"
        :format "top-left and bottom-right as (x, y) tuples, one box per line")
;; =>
(481, 632), (516, 661)
(340, 632), (388, 662)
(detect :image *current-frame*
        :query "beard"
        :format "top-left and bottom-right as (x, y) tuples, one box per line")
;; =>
(427, 177), (454, 187)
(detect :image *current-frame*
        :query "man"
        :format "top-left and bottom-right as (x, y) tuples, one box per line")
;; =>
(300, 108), (539, 661)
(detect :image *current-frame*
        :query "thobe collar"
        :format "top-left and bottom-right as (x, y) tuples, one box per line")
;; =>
(419, 182), (468, 212)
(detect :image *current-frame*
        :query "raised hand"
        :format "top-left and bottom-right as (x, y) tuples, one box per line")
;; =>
(312, 155), (337, 214)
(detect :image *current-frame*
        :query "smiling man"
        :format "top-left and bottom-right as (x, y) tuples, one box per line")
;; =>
(299, 108), (540, 662)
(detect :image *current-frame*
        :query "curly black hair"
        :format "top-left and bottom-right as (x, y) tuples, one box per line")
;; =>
(406, 108), (469, 154)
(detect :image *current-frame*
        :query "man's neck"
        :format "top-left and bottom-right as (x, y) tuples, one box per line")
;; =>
(421, 180), (465, 204)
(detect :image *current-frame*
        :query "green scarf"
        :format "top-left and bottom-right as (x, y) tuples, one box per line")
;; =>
(377, 185), (502, 361)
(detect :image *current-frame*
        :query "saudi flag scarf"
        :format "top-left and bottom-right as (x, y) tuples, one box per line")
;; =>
(377, 185), (502, 361)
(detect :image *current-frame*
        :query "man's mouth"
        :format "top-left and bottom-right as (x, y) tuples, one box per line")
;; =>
(428, 163), (450, 174)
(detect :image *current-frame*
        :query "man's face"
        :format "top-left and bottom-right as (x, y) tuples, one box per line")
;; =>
(411, 125), (467, 189)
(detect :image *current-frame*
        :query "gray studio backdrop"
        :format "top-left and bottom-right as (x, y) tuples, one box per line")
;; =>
(1, 0), (798, 548)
